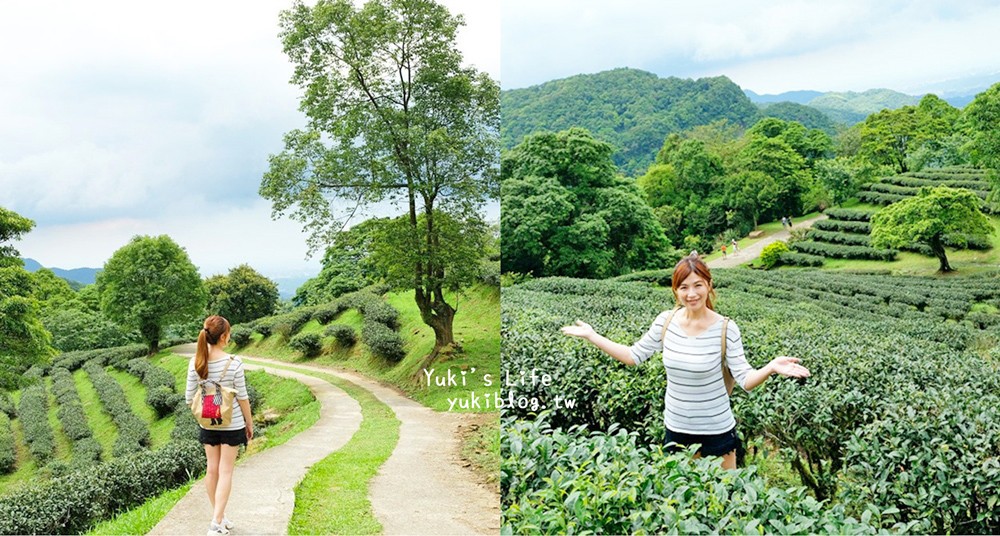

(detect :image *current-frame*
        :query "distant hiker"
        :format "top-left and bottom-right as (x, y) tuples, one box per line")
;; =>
(561, 254), (810, 470)
(731, 239), (739, 253)
(186, 315), (254, 536)
(786, 215), (793, 227)
(721, 244), (727, 259)
(780, 216), (789, 229)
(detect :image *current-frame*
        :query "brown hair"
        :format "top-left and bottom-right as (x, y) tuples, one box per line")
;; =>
(195, 315), (230, 379)
(671, 254), (717, 310)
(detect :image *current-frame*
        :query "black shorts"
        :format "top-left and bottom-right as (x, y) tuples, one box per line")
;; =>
(199, 427), (248, 447)
(665, 426), (740, 457)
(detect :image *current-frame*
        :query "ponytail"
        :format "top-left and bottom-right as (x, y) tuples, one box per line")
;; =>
(195, 329), (210, 380)
(196, 315), (231, 380)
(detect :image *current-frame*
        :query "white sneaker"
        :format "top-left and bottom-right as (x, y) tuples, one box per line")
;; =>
(207, 522), (230, 536)
(223, 517), (235, 530)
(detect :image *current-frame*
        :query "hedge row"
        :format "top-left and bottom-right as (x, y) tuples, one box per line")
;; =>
(50, 345), (148, 373)
(123, 358), (183, 418)
(0, 414), (15, 474)
(82, 361), (150, 457)
(807, 229), (872, 247)
(0, 392), (13, 418)
(229, 325), (253, 347)
(881, 175), (989, 191)
(50, 367), (103, 469)
(868, 181), (990, 200)
(17, 382), (55, 465)
(859, 190), (995, 214)
(791, 240), (898, 261)
(502, 416), (903, 535)
(777, 251), (825, 267)
(812, 219), (871, 234)
(823, 208), (875, 222)
(0, 439), (204, 535)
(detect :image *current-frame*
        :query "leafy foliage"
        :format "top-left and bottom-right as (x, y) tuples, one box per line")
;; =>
(17, 381), (55, 465)
(759, 241), (790, 269)
(204, 264), (279, 325)
(0, 413), (14, 474)
(871, 186), (994, 271)
(501, 128), (672, 277)
(501, 68), (760, 175)
(325, 324), (357, 347)
(289, 333), (323, 358)
(82, 361), (150, 457)
(97, 235), (206, 354)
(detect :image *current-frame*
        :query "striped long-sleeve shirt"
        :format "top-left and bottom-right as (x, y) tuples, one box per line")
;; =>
(629, 311), (753, 434)
(186, 355), (250, 431)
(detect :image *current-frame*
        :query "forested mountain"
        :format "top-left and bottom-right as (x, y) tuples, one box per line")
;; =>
(757, 101), (837, 134)
(501, 68), (759, 175)
(744, 89), (824, 104)
(808, 89), (921, 125)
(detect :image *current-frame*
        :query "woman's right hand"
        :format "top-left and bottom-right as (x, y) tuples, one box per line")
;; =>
(560, 320), (596, 341)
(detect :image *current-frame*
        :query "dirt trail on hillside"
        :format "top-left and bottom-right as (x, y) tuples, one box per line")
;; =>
(150, 346), (362, 535)
(709, 214), (828, 269)
(240, 356), (501, 535)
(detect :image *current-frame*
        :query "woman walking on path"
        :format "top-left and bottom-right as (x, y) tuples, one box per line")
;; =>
(186, 315), (254, 536)
(561, 254), (809, 469)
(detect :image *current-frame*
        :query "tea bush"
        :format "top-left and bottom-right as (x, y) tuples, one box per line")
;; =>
(290, 333), (323, 358)
(82, 361), (150, 457)
(0, 413), (15, 474)
(124, 358), (182, 417)
(17, 382), (54, 465)
(229, 325), (253, 347)
(0, 439), (203, 535)
(325, 324), (357, 346)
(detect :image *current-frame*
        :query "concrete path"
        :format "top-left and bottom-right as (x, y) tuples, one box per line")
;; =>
(242, 357), (501, 536)
(709, 214), (828, 269)
(150, 347), (362, 536)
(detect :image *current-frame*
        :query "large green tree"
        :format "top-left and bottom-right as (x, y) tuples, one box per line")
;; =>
(97, 235), (206, 354)
(859, 96), (959, 174)
(502, 128), (672, 278)
(205, 264), (280, 325)
(0, 208), (54, 389)
(262, 0), (498, 361)
(870, 187), (993, 272)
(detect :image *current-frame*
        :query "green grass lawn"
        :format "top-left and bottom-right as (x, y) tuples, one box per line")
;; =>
(44, 377), (73, 464)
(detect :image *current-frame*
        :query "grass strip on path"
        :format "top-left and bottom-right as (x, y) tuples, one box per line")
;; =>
(242, 359), (400, 536)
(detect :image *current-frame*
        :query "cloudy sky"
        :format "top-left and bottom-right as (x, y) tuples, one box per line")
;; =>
(1, 0), (499, 284)
(501, 0), (1000, 95)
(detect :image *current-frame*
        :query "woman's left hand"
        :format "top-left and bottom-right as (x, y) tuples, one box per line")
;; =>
(770, 356), (810, 378)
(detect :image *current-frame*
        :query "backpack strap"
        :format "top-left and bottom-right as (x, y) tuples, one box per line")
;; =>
(720, 317), (735, 396)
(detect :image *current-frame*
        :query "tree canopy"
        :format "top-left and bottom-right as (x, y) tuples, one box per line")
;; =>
(205, 264), (280, 325)
(870, 187), (993, 272)
(97, 235), (206, 354)
(262, 0), (499, 360)
(0, 207), (54, 389)
(501, 128), (672, 278)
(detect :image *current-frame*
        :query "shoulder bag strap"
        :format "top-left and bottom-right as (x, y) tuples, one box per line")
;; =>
(720, 317), (734, 395)
(217, 355), (235, 383)
(660, 306), (682, 349)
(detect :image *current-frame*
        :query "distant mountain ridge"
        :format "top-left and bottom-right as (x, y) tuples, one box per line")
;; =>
(21, 258), (100, 285)
(21, 258), (309, 300)
(501, 68), (760, 175)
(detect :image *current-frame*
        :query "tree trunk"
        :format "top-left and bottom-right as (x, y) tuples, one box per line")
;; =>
(142, 323), (160, 356)
(414, 286), (456, 371)
(929, 234), (953, 272)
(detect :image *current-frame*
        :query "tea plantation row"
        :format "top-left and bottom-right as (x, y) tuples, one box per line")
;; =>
(501, 270), (1000, 533)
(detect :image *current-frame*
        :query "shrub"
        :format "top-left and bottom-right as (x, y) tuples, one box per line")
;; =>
(759, 241), (790, 269)
(123, 358), (180, 418)
(17, 382), (55, 465)
(823, 208), (876, 222)
(791, 241), (897, 261)
(311, 303), (347, 324)
(0, 439), (204, 535)
(0, 392), (13, 418)
(777, 252), (825, 267)
(502, 416), (897, 534)
(325, 324), (357, 346)
(50, 367), (94, 442)
(82, 361), (150, 457)
(0, 414), (15, 474)
(170, 399), (200, 443)
(255, 323), (273, 338)
(289, 333), (323, 358)
(229, 325), (253, 347)
(361, 322), (406, 362)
